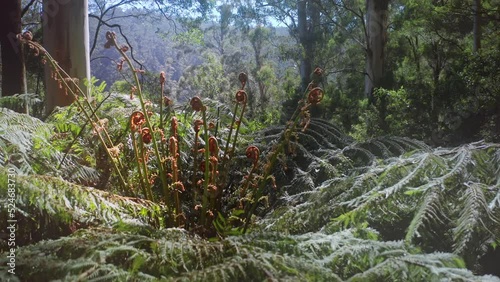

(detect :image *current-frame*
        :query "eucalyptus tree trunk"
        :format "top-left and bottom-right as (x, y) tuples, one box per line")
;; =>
(364, 0), (389, 100)
(250, 26), (268, 106)
(43, 0), (90, 115)
(298, 0), (320, 91)
(472, 0), (481, 53)
(298, 1), (309, 91)
(0, 0), (27, 98)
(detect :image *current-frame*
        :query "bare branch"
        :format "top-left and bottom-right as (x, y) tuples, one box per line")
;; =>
(153, 0), (178, 33)
(88, 14), (146, 71)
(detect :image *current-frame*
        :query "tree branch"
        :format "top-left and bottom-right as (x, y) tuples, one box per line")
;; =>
(88, 14), (146, 71)
(21, 0), (37, 18)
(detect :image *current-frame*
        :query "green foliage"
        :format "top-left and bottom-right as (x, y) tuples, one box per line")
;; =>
(457, 48), (500, 142)
(0, 108), (99, 183)
(5, 3), (500, 279)
(351, 88), (416, 140)
(263, 137), (500, 272)
(2, 81), (500, 280)
(83, 0), (500, 145)
(174, 27), (205, 46)
(0, 93), (43, 116)
(3, 125), (499, 279)
(44, 78), (137, 189)
(181, 51), (232, 102)
(2, 226), (498, 281)
(0, 167), (163, 249)
(372, 0), (500, 143)
(0, 108), (52, 173)
(110, 80), (130, 94)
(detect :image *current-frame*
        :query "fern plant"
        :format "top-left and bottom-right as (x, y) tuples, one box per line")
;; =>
(13, 30), (329, 237)
(4, 30), (500, 281)
(0, 93), (43, 116)
(0, 167), (163, 250)
(17, 31), (255, 235)
(1, 225), (498, 281)
(0, 108), (100, 183)
(261, 137), (500, 273)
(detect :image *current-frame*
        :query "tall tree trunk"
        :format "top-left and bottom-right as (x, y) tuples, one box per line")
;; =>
(472, 0), (481, 53)
(254, 46), (268, 105)
(364, 0), (389, 100)
(297, 1), (320, 91)
(250, 26), (267, 106)
(0, 0), (27, 98)
(43, 0), (90, 115)
(298, 1), (309, 91)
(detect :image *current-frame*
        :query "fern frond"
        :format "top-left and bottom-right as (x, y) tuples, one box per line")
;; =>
(489, 185), (500, 210)
(405, 186), (445, 244)
(347, 252), (488, 282)
(0, 168), (164, 248)
(259, 132), (500, 273)
(0, 108), (100, 184)
(378, 153), (432, 198)
(453, 182), (500, 255)
(6, 227), (494, 281)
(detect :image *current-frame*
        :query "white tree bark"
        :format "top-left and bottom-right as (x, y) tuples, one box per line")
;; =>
(43, 0), (90, 114)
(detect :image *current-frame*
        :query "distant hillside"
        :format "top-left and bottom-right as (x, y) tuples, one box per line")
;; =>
(89, 9), (295, 94)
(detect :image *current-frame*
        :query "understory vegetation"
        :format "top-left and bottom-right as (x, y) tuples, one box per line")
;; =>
(1, 1), (499, 278)
(1, 103), (500, 280)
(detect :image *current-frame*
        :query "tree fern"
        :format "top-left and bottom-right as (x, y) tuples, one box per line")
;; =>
(2, 226), (497, 281)
(260, 130), (500, 273)
(0, 108), (100, 184)
(453, 182), (500, 259)
(1, 109), (500, 280)
(0, 168), (164, 249)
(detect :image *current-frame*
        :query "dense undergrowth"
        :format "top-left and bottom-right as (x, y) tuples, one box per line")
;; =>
(0, 227), (492, 281)
(1, 107), (500, 281)
(8, 31), (329, 237)
(1, 32), (499, 281)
